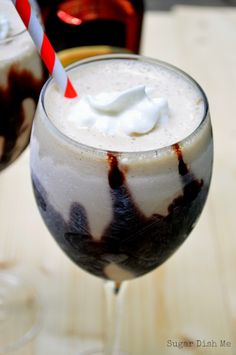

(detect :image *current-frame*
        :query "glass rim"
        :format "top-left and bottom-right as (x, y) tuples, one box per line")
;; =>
(40, 53), (209, 157)
(0, 28), (26, 45)
(0, 28), (27, 45)
(0, 0), (27, 45)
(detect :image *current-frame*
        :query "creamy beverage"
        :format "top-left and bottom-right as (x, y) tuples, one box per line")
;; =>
(45, 59), (204, 152)
(30, 55), (213, 282)
(0, 0), (45, 170)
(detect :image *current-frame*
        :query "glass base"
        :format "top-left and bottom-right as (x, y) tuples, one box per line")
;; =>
(0, 272), (41, 354)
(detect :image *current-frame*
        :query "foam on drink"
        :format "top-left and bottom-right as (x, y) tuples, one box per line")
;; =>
(0, 0), (31, 61)
(45, 58), (205, 152)
(0, 0), (43, 82)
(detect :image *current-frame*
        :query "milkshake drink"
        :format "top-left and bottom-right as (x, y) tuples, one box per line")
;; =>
(0, 0), (45, 170)
(30, 55), (213, 282)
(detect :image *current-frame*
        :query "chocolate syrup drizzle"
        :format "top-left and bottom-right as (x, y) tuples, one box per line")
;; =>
(32, 143), (210, 280)
(0, 66), (45, 170)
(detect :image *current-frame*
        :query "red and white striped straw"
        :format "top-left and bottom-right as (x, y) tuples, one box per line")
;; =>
(11, 0), (77, 98)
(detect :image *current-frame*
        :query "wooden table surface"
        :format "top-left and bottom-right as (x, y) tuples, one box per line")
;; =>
(0, 6), (236, 355)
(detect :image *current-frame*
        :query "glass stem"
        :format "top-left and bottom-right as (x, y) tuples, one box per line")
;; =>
(104, 281), (126, 355)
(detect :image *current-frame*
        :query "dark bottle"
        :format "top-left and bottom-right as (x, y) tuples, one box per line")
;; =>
(37, 0), (144, 53)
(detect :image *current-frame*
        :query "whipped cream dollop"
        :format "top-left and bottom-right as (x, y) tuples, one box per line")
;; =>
(0, 15), (10, 40)
(67, 86), (169, 136)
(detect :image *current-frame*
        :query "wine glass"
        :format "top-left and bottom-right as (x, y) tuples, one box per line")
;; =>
(30, 54), (213, 354)
(0, 0), (45, 351)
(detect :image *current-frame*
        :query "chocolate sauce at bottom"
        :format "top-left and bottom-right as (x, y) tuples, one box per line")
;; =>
(0, 67), (45, 171)
(32, 142), (210, 281)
